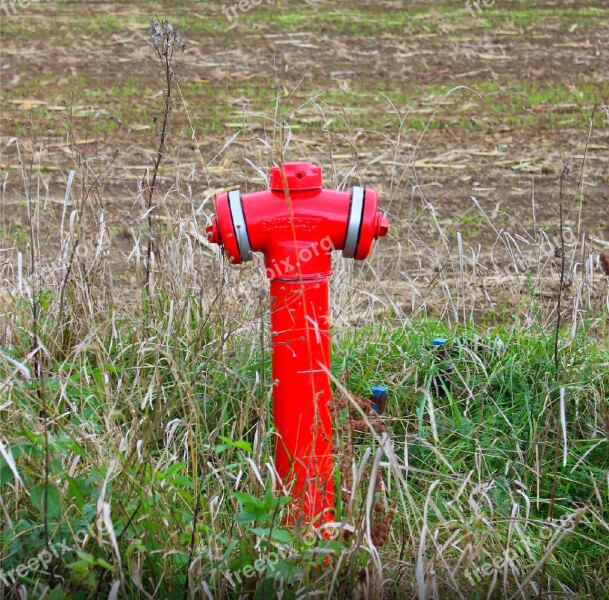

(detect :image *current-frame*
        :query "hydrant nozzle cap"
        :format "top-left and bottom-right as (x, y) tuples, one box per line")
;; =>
(376, 214), (389, 238)
(206, 219), (220, 244)
(270, 162), (323, 192)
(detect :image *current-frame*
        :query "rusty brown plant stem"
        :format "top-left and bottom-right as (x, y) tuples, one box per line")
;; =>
(144, 23), (176, 294)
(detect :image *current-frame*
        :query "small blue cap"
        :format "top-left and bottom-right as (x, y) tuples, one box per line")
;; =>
(370, 385), (388, 415)
(433, 337), (448, 347)
(371, 385), (388, 398)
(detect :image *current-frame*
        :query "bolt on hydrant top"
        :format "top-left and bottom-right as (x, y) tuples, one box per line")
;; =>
(269, 162), (323, 192)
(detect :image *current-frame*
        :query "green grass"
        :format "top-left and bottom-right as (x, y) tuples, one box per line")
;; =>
(1, 291), (608, 597)
(3, 4), (608, 41)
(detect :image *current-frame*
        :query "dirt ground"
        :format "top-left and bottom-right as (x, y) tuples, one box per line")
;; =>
(1, 1), (608, 321)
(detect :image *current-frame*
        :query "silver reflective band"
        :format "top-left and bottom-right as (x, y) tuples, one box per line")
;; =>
(343, 186), (365, 258)
(228, 190), (253, 262)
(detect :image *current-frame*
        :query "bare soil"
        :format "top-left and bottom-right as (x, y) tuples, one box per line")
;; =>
(1, 1), (608, 320)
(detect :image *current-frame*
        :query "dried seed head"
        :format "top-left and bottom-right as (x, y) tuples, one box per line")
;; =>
(150, 17), (187, 53)
(150, 19), (163, 47)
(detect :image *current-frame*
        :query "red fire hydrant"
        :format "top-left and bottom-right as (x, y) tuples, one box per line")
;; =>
(206, 162), (388, 526)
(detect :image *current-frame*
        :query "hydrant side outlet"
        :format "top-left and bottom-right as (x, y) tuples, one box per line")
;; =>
(206, 162), (388, 527)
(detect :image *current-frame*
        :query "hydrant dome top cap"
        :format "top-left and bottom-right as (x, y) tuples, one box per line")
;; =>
(269, 162), (323, 192)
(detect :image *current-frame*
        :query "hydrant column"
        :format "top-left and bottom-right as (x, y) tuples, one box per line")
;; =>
(270, 277), (333, 523)
(206, 161), (389, 527)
